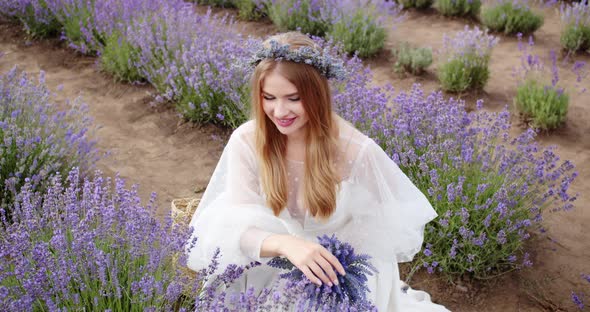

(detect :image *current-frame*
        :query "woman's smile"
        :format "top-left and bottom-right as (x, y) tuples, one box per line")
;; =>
(276, 116), (297, 127)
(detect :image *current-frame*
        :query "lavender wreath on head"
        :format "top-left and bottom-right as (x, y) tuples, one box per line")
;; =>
(249, 39), (347, 81)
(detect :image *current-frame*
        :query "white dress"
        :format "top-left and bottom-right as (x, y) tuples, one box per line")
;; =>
(187, 119), (450, 311)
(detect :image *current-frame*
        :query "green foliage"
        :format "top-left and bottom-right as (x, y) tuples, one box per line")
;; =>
(265, 0), (330, 36)
(514, 79), (569, 130)
(392, 42), (433, 75)
(438, 55), (490, 92)
(21, 1), (61, 38)
(328, 10), (386, 58)
(560, 24), (590, 52)
(235, 0), (265, 20)
(61, 6), (93, 48)
(481, 2), (543, 35)
(397, 0), (434, 9)
(194, 0), (236, 7)
(100, 31), (143, 83)
(436, 0), (481, 17)
(174, 77), (251, 129)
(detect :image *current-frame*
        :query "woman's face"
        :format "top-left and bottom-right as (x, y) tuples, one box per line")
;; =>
(261, 70), (309, 140)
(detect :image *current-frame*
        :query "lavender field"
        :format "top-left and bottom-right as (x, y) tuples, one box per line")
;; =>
(1, 0), (589, 311)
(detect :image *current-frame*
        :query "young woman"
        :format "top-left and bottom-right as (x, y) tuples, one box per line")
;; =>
(187, 32), (450, 311)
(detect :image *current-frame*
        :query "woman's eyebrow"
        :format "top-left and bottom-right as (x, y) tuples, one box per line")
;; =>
(262, 90), (299, 97)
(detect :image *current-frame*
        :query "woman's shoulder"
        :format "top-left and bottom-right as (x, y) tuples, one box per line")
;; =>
(335, 115), (371, 149)
(230, 120), (256, 145)
(232, 120), (256, 136)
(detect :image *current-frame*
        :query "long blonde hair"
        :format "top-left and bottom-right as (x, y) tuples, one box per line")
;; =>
(250, 32), (340, 219)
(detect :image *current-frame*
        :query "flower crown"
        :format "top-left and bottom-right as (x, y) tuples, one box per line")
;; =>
(249, 39), (346, 80)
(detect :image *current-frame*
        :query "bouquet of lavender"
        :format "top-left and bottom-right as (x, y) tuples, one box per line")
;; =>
(267, 234), (378, 311)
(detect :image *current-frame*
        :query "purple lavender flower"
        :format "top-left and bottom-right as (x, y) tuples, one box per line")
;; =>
(267, 234), (377, 310)
(572, 291), (584, 310)
(0, 67), (98, 222)
(559, 2), (590, 52)
(0, 168), (195, 310)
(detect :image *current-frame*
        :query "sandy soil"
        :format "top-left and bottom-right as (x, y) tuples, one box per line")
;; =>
(1, 3), (589, 311)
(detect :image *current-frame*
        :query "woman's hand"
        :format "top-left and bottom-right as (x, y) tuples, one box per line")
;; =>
(264, 234), (346, 287)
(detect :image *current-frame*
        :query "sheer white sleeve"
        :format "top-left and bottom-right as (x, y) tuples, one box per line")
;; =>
(336, 138), (438, 263)
(239, 227), (275, 261)
(186, 122), (289, 271)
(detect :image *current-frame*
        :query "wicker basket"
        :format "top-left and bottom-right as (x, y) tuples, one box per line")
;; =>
(170, 197), (200, 225)
(171, 197), (201, 293)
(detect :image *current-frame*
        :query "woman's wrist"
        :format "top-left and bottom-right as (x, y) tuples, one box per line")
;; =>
(260, 234), (289, 257)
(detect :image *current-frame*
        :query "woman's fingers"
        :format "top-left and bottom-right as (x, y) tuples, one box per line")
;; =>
(315, 256), (339, 285)
(300, 265), (322, 286)
(320, 248), (346, 276)
(308, 261), (332, 286)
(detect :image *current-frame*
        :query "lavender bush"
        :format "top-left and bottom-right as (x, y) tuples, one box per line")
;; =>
(100, 30), (143, 83)
(234, 0), (266, 21)
(89, 0), (178, 82)
(0, 0), (60, 38)
(513, 34), (587, 130)
(127, 5), (255, 128)
(267, 235), (378, 310)
(42, 0), (97, 54)
(46, 0), (174, 55)
(393, 42), (433, 75)
(0, 67), (97, 222)
(263, 0), (399, 57)
(438, 26), (499, 92)
(0, 168), (197, 310)
(382, 86), (575, 279)
(397, 0), (434, 10)
(559, 1), (590, 52)
(264, 0), (332, 36)
(327, 0), (401, 58)
(194, 0), (236, 7)
(481, 0), (544, 35)
(436, 0), (481, 17)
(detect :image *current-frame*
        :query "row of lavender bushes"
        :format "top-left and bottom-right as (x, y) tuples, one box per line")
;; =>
(195, 0), (403, 58)
(0, 0), (255, 128)
(194, 0), (590, 55)
(399, 0), (589, 55)
(0, 0), (583, 310)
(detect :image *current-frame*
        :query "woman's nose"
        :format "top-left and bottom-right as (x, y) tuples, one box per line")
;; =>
(274, 100), (289, 116)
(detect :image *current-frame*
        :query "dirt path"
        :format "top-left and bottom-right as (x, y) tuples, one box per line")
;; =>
(1, 3), (589, 311)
